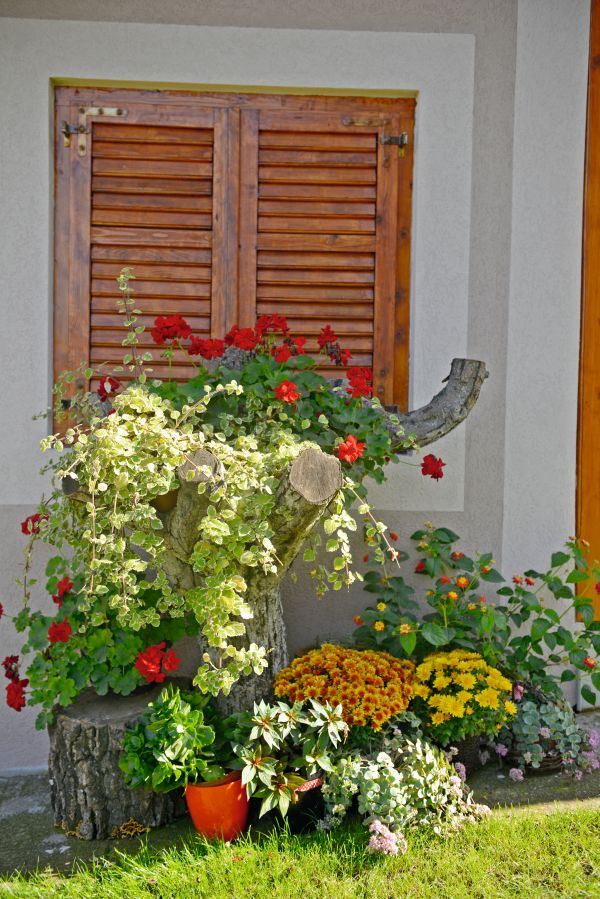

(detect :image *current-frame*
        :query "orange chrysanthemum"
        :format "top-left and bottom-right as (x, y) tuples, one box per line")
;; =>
(273, 643), (414, 731)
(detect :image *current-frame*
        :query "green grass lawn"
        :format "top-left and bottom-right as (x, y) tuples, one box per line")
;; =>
(1, 807), (599, 899)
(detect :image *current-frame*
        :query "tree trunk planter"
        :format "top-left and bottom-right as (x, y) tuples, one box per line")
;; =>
(185, 771), (249, 841)
(48, 683), (187, 840)
(453, 736), (482, 776)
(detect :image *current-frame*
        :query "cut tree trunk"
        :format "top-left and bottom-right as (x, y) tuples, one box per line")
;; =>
(48, 684), (187, 839)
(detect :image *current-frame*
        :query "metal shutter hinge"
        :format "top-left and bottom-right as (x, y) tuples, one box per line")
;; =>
(380, 133), (409, 157)
(61, 107), (127, 156)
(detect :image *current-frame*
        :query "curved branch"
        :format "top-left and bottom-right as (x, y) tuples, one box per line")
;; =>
(385, 358), (488, 451)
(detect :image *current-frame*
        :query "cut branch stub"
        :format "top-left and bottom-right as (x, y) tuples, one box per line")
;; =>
(384, 358), (488, 451)
(288, 446), (343, 505)
(177, 448), (224, 485)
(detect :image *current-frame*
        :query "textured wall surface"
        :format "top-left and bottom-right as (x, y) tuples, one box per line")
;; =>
(0, 1), (590, 769)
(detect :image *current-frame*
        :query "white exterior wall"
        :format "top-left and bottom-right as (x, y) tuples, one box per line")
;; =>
(0, 0), (590, 769)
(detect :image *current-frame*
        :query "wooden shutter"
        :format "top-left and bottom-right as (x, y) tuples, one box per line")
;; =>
(238, 108), (409, 401)
(54, 88), (414, 405)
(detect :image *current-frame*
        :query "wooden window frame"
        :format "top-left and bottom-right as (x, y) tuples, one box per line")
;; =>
(54, 86), (415, 407)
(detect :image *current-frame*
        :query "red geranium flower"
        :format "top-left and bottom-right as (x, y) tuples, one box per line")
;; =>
(97, 377), (120, 402)
(291, 336), (307, 354)
(346, 367), (373, 399)
(415, 560), (426, 573)
(2, 655), (19, 682)
(188, 337), (225, 360)
(6, 678), (28, 712)
(273, 345), (292, 364)
(255, 314), (289, 337)
(162, 648), (181, 672)
(328, 344), (353, 367)
(317, 325), (337, 349)
(224, 325), (259, 351)
(134, 642), (181, 683)
(584, 656), (597, 669)
(336, 435), (365, 464)
(421, 454), (446, 481)
(151, 314), (192, 346)
(20, 513), (47, 536)
(48, 619), (72, 644)
(274, 380), (300, 404)
(52, 576), (73, 607)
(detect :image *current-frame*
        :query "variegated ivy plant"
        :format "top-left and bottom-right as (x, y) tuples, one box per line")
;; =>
(5, 268), (421, 717)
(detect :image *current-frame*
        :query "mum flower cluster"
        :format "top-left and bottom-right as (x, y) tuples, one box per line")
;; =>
(273, 643), (414, 730)
(410, 649), (515, 745)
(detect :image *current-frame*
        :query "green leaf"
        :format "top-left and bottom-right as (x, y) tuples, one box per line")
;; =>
(551, 551), (571, 568)
(581, 685), (596, 706)
(421, 622), (452, 647)
(399, 631), (417, 656)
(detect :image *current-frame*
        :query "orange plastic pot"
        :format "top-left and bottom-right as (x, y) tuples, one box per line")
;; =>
(185, 771), (249, 841)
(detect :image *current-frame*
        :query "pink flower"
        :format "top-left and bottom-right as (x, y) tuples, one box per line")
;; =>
(367, 820), (406, 856)
(588, 729), (600, 751)
(495, 743), (508, 758)
(539, 727), (552, 740)
(509, 767), (524, 782)
(454, 761), (467, 782)
(513, 683), (525, 702)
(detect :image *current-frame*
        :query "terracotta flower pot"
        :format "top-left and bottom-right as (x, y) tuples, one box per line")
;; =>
(185, 771), (249, 841)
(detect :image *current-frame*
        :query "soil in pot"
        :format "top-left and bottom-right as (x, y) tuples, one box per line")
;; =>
(185, 771), (249, 841)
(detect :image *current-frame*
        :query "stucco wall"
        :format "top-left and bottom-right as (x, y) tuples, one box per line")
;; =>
(0, 0), (589, 769)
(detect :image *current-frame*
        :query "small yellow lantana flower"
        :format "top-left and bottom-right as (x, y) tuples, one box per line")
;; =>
(374, 620), (385, 632)
(456, 576), (469, 589)
(399, 623), (412, 634)
(467, 603), (477, 611)
(448, 591), (459, 601)
(376, 602), (387, 612)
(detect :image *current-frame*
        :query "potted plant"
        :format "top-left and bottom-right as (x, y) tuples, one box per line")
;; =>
(487, 687), (600, 779)
(408, 649), (516, 772)
(120, 684), (249, 841)
(230, 698), (347, 830)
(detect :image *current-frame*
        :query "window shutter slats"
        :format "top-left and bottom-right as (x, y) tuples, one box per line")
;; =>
(88, 116), (218, 383)
(238, 111), (403, 381)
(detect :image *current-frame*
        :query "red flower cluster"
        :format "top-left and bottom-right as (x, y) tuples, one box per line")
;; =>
(6, 679), (28, 712)
(2, 655), (19, 682)
(316, 325), (352, 367)
(225, 325), (259, 351)
(151, 314), (192, 346)
(52, 576), (73, 608)
(3, 655), (28, 712)
(584, 656), (597, 670)
(421, 453), (445, 481)
(346, 367), (373, 399)
(274, 380), (300, 404)
(415, 560), (426, 573)
(255, 314), (289, 338)
(188, 337), (225, 360)
(336, 434), (365, 463)
(134, 642), (181, 684)
(97, 376), (120, 402)
(48, 619), (72, 644)
(20, 513), (47, 536)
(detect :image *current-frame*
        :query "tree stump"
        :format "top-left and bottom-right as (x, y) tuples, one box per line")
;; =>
(48, 683), (187, 840)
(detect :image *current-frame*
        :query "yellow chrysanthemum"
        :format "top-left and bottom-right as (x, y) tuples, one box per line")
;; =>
(453, 672), (476, 690)
(476, 688), (500, 709)
(505, 700), (517, 716)
(433, 674), (452, 690)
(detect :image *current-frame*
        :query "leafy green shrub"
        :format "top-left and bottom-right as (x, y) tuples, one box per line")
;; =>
(354, 524), (600, 702)
(120, 685), (221, 792)
(321, 726), (489, 837)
